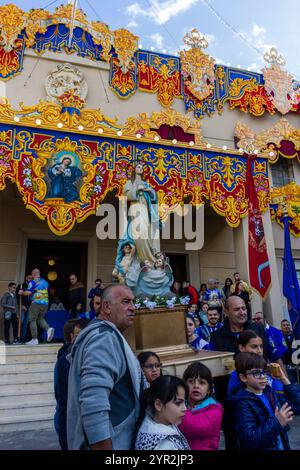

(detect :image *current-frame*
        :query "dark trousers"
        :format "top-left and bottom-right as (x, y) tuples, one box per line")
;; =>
(4, 313), (18, 342)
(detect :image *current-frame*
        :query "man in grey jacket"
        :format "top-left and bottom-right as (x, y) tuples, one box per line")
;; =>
(1, 282), (18, 344)
(67, 284), (142, 450)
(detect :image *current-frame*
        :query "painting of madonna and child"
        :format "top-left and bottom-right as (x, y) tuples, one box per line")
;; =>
(44, 151), (83, 203)
(112, 161), (174, 299)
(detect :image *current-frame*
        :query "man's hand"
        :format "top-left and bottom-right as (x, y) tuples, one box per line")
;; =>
(90, 438), (113, 450)
(76, 304), (82, 311)
(275, 402), (294, 427)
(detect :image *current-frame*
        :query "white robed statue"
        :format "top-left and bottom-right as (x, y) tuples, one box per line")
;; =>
(112, 162), (173, 297)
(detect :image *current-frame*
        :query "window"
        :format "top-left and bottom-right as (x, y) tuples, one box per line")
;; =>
(294, 260), (300, 286)
(271, 158), (294, 187)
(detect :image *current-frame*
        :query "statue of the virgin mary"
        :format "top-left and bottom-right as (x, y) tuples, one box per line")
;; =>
(112, 162), (173, 297)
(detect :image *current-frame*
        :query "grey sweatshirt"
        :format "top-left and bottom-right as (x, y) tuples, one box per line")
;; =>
(67, 319), (142, 450)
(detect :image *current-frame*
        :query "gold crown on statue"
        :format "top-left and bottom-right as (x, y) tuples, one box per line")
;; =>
(183, 28), (208, 50)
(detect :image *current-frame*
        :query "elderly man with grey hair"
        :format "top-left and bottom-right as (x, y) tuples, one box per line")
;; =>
(67, 284), (142, 450)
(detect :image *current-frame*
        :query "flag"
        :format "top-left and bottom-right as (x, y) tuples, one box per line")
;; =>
(283, 215), (300, 339)
(246, 155), (271, 298)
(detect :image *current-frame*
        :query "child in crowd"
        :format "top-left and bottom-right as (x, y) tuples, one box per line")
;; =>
(227, 330), (285, 400)
(179, 362), (223, 450)
(134, 375), (190, 450)
(137, 351), (162, 384)
(231, 352), (300, 450)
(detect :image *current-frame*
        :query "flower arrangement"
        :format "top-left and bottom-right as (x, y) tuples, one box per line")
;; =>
(134, 295), (190, 310)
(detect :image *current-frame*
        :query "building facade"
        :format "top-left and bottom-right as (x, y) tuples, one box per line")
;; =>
(0, 3), (300, 338)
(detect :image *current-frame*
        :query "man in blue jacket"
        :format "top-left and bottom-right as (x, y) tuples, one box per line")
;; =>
(67, 284), (142, 450)
(252, 311), (288, 365)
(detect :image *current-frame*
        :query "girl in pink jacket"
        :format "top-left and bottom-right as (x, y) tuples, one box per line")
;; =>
(179, 362), (223, 450)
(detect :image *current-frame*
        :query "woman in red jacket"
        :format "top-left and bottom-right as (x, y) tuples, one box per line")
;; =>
(179, 362), (223, 450)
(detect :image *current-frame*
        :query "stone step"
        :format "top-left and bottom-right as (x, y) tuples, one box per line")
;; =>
(0, 390), (54, 405)
(0, 414), (54, 432)
(4, 352), (58, 364)
(4, 343), (60, 353)
(0, 380), (53, 394)
(0, 403), (55, 419)
(0, 362), (55, 373)
(0, 370), (54, 385)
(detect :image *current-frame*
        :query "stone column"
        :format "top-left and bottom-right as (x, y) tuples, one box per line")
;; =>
(233, 218), (262, 315)
(261, 210), (283, 328)
(233, 212), (283, 327)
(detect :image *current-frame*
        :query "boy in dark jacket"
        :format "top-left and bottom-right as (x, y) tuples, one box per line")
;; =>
(54, 318), (89, 450)
(231, 352), (300, 450)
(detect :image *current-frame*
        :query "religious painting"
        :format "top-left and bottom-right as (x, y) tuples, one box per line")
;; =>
(43, 150), (84, 203)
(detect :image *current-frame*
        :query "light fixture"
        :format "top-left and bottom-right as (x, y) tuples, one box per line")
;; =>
(138, 44), (143, 49)
(48, 259), (55, 266)
(269, 151), (275, 157)
(154, 136), (159, 142)
(239, 147), (244, 153)
(254, 149), (258, 155)
(48, 271), (58, 281)
(189, 141), (194, 146)
(14, 116), (20, 122)
(136, 133), (141, 139)
(35, 119), (42, 125)
(151, 46), (155, 51)
(98, 128), (104, 134)
(117, 130), (123, 136)
(162, 49), (167, 54)
(222, 145), (227, 151)
(78, 125), (84, 131)
(206, 143), (212, 149)
(172, 139), (177, 144)
(57, 122), (63, 128)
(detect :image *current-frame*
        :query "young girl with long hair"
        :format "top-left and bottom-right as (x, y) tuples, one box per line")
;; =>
(179, 362), (223, 450)
(134, 375), (190, 450)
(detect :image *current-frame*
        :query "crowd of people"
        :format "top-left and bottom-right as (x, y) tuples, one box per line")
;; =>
(0, 270), (104, 345)
(1, 270), (300, 451)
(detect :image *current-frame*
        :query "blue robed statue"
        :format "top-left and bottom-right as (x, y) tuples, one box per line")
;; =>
(47, 154), (82, 203)
(112, 162), (173, 297)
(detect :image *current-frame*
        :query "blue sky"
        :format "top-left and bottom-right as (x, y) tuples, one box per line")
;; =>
(3, 0), (300, 79)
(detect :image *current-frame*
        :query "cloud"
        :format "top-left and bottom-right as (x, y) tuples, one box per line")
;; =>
(126, 0), (200, 25)
(240, 22), (276, 55)
(148, 32), (164, 49)
(127, 20), (139, 28)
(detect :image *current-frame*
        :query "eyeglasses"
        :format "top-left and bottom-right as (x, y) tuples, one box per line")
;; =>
(245, 369), (267, 379)
(143, 363), (162, 370)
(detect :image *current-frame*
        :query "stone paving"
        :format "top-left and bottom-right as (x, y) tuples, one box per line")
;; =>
(0, 415), (300, 450)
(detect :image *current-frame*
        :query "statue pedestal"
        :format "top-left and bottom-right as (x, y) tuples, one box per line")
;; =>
(123, 305), (235, 378)
(123, 305), (187, 350)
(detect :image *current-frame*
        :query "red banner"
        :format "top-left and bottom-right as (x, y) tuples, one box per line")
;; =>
(247, 155), (271, 298)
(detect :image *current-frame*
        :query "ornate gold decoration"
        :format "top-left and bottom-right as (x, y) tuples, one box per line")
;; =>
(24, 8), (49, 47)
(0, 96), (119, 134)
(235, 118), (300, 162)
(0, 4), (138, 68)
(91, 21), (113, 62)
(122, 107), (204, 145)
(113, 29), (138, 73)
(228, 78), (275, 116)
(270, 182), (300, 237)
(0, 4), (26, 51)
(262, 48), (298, 115)
(180, 29), (215, 102)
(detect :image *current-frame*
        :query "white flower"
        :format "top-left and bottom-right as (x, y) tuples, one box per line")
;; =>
(22, 168), (31, 175)
(93, 185), (102, 194)
(143, 300), (157, 310)
(135, 303), (141, 309)
(23, 177), (32, 187)
(96, 175), (103, 183)
(166, 300), (175, 309)
(180, 295), (190, 306)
